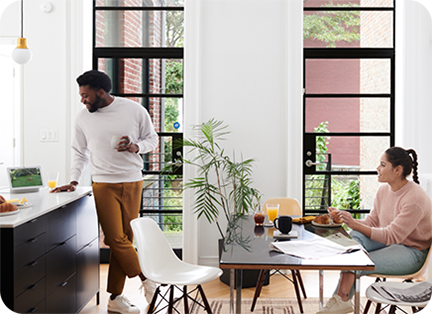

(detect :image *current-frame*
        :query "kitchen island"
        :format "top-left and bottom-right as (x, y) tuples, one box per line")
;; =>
(0, 187), (99, 313)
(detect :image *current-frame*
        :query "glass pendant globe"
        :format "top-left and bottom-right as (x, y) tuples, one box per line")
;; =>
(12, 47), (33, 65)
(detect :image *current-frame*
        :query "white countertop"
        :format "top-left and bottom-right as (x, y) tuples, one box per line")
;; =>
(0, 187), (93, 228)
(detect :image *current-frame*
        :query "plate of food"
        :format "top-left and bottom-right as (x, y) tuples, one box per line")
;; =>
(311, 214), (343, 228)
(6, 197), (32, 209)
(0, 208), (20, 216)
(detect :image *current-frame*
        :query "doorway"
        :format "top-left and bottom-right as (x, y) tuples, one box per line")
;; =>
(302, 0), (395, 216)
(0, 40), (21, 187)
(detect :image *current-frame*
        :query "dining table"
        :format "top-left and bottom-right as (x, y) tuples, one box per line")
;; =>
(219, 215), (375, 314)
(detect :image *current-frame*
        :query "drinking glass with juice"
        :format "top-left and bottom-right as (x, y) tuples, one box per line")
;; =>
(266, 203), (279, 224)
(47, 172), (59, 190)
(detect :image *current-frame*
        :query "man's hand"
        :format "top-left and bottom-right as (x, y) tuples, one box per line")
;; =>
(50, 181), (78, 193)
(116, 136), (139, 154)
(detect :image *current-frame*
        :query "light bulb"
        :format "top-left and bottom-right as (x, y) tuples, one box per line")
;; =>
(12, 38), (32, 65)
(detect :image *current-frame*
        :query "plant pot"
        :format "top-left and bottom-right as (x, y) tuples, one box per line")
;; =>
(218, 239), (269, 288)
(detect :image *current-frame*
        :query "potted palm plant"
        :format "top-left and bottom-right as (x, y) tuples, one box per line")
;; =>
(168, 119), (268, 287)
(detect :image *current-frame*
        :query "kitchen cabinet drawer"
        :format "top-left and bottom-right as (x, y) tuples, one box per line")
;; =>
(46, 204), (76, 252)
(76, 194), (98, 250)
(14, 233), (46, 271)
(14, 276), (46, 314)
(24, 298), (46, 313)
(76, 238), (99, 309)
(45, 235), (76, 295)
(46, 273), (77, 314)
(14, 255), (45, 297)
(14, 216), (46, 248)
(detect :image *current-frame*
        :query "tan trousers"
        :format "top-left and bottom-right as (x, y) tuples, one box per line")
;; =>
(93, 181), (143, 295)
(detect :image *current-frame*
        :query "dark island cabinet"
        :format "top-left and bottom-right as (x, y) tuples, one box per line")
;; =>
(0, 192), (99, 313)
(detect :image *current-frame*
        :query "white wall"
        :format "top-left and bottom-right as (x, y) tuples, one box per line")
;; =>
(401, 0), (432, 175)
(0, 0), (92, 187)
(184, 0), (304, 265)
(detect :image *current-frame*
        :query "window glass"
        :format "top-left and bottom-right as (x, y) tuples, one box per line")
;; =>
(304, 0), (393, 8)
(305, 59), (390, 94)
(305, 98), (390, 133)
(304, 10), (393, 48)
(96, 10), (184, 47)
(96, 0), (184, 7)
(98, 58), (183, 94)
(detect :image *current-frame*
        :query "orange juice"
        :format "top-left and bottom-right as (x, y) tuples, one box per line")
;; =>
(48, 180), (57, 188)
(267, 207), (279, 222)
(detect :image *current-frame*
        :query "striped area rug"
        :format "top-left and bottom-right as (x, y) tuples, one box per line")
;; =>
(177, 297), (364, 314)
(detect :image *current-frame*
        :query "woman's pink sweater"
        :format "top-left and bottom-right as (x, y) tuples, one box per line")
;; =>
(362, 181), (432, 251)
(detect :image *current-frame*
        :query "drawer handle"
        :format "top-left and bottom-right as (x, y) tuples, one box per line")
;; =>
(28, 284), (37, 290)
(60, 241), (67, 246)
(29, 238), (38, 243)
(29, 261), (38, 267)
(28, 307), (38, 313)
(59, 281), (68, 287)
(29, 219), (38, 224)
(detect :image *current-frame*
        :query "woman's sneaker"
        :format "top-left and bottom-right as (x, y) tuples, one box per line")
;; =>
(316, 294), (353, 314)
(108, 295), (140, 314)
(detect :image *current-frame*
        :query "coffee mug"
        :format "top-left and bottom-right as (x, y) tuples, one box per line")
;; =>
(274, 215), (292, 234)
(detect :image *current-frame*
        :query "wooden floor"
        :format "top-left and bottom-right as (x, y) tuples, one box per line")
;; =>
(80, 264), (377, 314)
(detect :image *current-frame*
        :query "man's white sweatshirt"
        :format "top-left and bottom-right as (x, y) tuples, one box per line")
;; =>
(70, 97), (158, 183)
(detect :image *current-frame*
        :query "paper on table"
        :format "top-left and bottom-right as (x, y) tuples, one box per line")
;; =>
(269, 236), (361, 259)
(325, 233), (363, 249)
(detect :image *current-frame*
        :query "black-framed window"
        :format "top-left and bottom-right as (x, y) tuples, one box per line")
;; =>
(93, 0), (184, 249)
(303, 0), (395, 216)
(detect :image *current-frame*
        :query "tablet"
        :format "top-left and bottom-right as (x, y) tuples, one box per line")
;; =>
(6, 166), (45, 193)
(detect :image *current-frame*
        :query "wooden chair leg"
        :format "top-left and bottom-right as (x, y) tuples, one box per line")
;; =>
(374, 303), (382, 314)
(183, 285), (189, 314)
(197, 284), (212, 314)
(291, 268), (304, 314)
(294, 270), (307, 299)
(250, 269), (267, 312)
(362, 299), (373, 314)
(147, 286), (161, 314)
(168, 285), (175, 314)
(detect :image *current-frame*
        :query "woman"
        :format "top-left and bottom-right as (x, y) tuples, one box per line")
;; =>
(318, 147), (432, 314)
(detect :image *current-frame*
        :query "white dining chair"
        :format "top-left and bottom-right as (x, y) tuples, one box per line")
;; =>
(363, 247), (432, 314)
(131, 217), (223, 314)
(366, 280), (430, 313)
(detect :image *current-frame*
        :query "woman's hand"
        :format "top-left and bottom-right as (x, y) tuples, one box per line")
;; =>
(328, 207), (356, 228)
(337, 210), (356, 228)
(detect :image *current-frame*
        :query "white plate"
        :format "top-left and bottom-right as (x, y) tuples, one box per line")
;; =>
(9, 202), (32, 209)
(311, 221), (343, 228)
(0, 208), (20, 216)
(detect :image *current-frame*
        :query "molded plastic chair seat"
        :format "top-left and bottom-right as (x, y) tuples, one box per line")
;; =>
(366, 281), (429, 313)
(131, 217), (223, 314)
(366, 281), (430, 307)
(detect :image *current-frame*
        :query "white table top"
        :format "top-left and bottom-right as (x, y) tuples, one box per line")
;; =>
(0, 187), (93, 228)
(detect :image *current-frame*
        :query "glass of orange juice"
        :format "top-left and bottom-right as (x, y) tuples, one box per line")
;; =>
(266, 203), (280, 225)
(47, 172), (59, 190)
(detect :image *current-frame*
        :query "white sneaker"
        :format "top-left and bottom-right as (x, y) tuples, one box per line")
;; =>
(316, 294), (353, 314)
(139, 279), (157, 304)
(108, 295), (141, 314)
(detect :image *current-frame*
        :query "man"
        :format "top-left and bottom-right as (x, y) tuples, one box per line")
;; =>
(52, 70), (158, 314)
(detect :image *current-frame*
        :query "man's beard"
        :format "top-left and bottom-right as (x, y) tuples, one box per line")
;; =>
(88, 95), (102, 113)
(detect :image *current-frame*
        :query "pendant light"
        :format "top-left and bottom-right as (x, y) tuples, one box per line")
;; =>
(12, 0), (32, 65)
